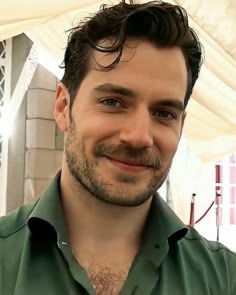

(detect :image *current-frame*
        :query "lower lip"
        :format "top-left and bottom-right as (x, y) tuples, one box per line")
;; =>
(107, 158), (149, 173)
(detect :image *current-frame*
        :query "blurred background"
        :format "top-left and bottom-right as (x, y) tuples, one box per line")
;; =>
(0, 0), (235, 250)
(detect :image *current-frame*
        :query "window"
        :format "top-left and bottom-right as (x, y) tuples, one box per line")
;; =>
(216, 154), (236, 226)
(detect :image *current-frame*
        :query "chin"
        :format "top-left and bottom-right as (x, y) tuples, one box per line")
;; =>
(92, 181), (157, 207)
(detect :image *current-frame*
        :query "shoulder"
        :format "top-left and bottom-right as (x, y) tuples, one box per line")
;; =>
(183, 226), (236, 258)
(0, 203), (36, 239)
(181, 226), (236, 292)
(173, 226), (236, 269)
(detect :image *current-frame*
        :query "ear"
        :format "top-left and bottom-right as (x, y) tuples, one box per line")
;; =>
(180, 111), (186, 136)
(54, 82), (70, 132)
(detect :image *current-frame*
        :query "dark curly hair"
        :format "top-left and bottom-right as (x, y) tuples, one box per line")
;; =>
(61, 0), (203, 108)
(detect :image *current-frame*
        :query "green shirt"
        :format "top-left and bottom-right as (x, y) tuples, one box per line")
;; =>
(0, 172), (236, 295)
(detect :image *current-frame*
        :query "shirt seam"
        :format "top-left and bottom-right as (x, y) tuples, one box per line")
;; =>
(184, 236), (236, 256)
(0, 205), (36, 239)
(0, 222), (28, 239)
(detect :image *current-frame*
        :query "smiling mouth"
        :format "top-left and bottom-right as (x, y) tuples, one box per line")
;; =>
(106, 157), (150, 173)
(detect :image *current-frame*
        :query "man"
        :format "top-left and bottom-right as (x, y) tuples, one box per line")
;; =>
(0, 1), (235, 294)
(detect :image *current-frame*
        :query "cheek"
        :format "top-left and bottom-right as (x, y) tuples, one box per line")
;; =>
(75, 118), (118, 155)
(155, 130), (181, 161)
(78, 112), (121, 138)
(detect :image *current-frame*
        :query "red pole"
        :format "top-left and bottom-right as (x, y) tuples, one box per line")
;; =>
(189, 193), (196, 227)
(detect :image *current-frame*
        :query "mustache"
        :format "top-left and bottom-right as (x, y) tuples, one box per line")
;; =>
(94, 143), (161, 169)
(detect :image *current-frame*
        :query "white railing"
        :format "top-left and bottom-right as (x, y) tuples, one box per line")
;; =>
(0, 39), (12, 216)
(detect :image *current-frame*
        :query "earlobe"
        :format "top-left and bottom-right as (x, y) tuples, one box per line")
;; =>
(54, 82), (70, 132)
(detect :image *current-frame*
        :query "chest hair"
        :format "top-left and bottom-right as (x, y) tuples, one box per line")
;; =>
(88, 266), (129, 295)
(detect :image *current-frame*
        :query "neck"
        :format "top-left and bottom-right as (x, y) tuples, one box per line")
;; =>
(60, 166), (152, 265)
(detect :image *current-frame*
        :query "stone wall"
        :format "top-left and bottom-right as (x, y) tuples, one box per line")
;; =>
(24, 64), (64, 204)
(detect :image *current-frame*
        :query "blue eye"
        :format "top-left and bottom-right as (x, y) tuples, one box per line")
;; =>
(102, 99), (121, 107)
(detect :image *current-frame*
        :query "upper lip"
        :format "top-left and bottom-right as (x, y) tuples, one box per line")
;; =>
(107, 156), (150, 167)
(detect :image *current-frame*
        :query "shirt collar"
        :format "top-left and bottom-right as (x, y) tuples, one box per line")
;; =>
(28, 171), (188, 246)
(143, 193), (188, 249)
(27, 171), (67, 242)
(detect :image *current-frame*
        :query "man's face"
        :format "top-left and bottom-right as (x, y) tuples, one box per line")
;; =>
(63, 40), (187, 207)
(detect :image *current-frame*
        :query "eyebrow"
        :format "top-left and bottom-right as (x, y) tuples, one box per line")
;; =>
(93, 83), (185, 111)
(92, 83), (136, 97)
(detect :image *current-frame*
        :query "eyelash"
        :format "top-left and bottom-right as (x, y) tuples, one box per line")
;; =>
(153, 110), (177, 120)
(100, 98), (123, 107)
(100, 98), (177, 120)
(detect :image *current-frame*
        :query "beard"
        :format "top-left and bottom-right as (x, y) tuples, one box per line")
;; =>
(65, 120), (169, 207)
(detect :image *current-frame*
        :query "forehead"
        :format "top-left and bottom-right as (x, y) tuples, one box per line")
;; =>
(85, 39), (188, 101)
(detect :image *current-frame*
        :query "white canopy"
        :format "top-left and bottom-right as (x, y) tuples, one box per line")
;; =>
(1, 0), (236, 161)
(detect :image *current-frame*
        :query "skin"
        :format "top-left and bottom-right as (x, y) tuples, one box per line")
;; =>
(54, 39), (187, 292)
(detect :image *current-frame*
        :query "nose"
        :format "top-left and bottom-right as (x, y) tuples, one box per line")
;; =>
(119, 107), (154, 149)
